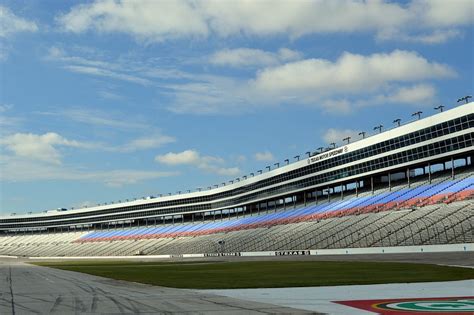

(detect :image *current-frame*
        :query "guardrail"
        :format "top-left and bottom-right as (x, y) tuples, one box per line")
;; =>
(27, 243), (473, 260)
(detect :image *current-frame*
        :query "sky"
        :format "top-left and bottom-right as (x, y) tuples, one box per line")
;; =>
(0, 0), (473, 215)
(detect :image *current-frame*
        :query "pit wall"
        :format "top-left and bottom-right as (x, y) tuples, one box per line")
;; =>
(27, 243), (473, 260)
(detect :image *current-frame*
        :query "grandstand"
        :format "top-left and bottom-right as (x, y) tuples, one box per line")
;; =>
(0, 102), (473, 258)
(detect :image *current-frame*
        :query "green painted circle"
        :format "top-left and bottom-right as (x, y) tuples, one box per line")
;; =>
(376, 299), (474, 312)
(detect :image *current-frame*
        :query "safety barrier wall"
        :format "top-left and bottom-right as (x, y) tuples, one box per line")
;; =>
(27, 243), (473, 260)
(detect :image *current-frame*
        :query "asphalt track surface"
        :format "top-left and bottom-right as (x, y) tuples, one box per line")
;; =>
(0, 259), (314, 314)
(1, 252), (472, 314)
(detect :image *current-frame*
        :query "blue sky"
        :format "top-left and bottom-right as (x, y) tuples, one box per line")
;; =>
(0, 0), (473, 215)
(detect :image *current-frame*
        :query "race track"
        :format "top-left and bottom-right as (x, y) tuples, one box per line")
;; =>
(0, 258), (312, 314)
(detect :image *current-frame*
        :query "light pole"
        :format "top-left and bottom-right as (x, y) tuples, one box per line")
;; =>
(412, 111), (422, 120)
(284, 159), (289, 165)
(343, 137), (351, 144)
(330, 142), (336, 149)
(393, 118), (401, 127)
(305, 151), (311, 157)
(274, 162), (279, 168)
(359, 131), (366, 139)
(294, 155), (300, 161)
(457, 95), (472, 104)
(373, 125), (383, 133)
(434, 105), (444, 112)
(266, 166), (271, 171)
(258, 170), (262, 174)
(250, 172), (254, 176)
(317, 147), (324, 153)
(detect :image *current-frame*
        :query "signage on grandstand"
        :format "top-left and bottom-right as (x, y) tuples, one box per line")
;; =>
(204, 252), (241, 257)
(307, 146), (348, 164)
(170, 254), (183, 258)
(275, 250), (311, 256)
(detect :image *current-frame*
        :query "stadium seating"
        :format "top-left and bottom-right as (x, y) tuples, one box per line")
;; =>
(0, 171), (472, 257)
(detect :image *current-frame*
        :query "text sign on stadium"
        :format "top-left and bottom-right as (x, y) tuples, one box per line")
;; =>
(307, 146), (349, 164)
(274, 250), (310, 256)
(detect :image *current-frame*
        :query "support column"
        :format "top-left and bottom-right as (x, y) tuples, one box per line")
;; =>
(371, 176), (374, 194)
(356, 181), (359, 197)
(428, 162), (431, 184)
(451, 156), (455, 179)
(407, 167), (410, 188)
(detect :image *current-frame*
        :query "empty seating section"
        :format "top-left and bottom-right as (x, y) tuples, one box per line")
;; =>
(0, 172), (472, 257)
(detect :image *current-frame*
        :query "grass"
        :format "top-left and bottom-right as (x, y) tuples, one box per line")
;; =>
(32, 260), (474, 289)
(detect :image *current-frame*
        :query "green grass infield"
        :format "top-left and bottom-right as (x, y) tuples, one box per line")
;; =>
(31, 260), (474, 289)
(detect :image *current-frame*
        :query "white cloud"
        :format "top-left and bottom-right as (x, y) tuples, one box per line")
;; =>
(410, 0), (474, 27)
(0, 5), (38, 38)
(0, 132), (93, 165)
(98, 90), (124, 100)
(254, 50), (455, 95)
(166, 50), (454, 115)
(38, 108), (149, 130)
(320, 99), (352, 114)
(119, 135), (176, 152)
(35, 109), (175, 152)
(382, 84), (436, 104)
(0, 104), (21, 132)
(0, 104), (12, 112)
(64, 65), (151, 85)
(210, 48), (302, 67)
(155, 150), (200, 165)
(57, 0), (208, 41)
(57, 0), (473, 43)
(255, 151), (274, 162)
(155, 149), (240, 176)
(322, 128), (360, 145)
(0, 155), (177, 187)
(47, 46), (152, 85)
(234, 155), (247, 163)
(356, 84), (436, 107)
(378, 29), (462, 44)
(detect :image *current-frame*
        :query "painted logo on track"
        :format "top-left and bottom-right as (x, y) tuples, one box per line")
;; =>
(334, 296), (474, 314)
